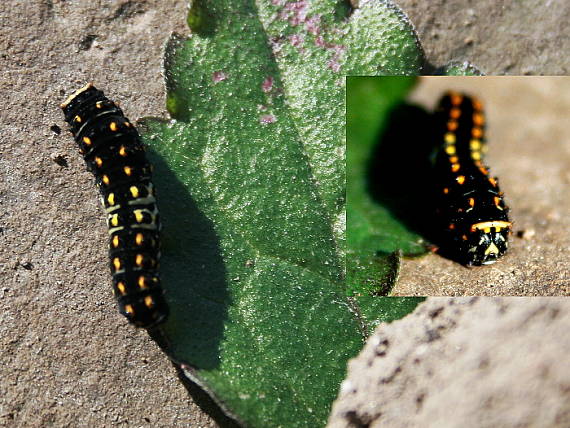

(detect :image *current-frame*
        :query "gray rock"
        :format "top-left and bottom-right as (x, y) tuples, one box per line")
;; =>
(328, 297), (570, 428)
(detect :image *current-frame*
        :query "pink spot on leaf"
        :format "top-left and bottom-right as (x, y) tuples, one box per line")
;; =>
(328, 60), (341, 73)
(283, 1), (309, 26)
(262, 77), (274, 93)
(260, 114), (277, 124)
(315, 35), (326, 48)
(212, 71), (227, 83)
(289, 34), (304, 48)
(305, 14), (321, 35)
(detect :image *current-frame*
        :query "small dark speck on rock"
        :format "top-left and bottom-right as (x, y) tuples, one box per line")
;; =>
(517, 229), (535, 240)
(51, 154), (68, 167)
(20, 262), (34, 270)
(111, 1), (147, 21)
(78, 34), (98, 51)
(50, 124), (61, 135)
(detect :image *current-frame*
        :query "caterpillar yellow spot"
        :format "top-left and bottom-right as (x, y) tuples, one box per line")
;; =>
(110, 122), (118, 131)
(447, 120), (458, 131)
(468, 197), (475, 207)
(485, 243), (500, 256)
(95, 156), (103, 167)
(113, 257), (121, 271)
(107, 193), (115, 206)
(110, 214), (119, 227)
(130, 186), (139, 198)
(124, 304), (134, 315)
(470, 139), (482, 150)
(470, 221), (512, 233)
(83, 136), (92, 146)
(443, 187), (449, 194)
(457, 175), (466, 185)
(117, 281), (127, 295)
(112, 235), (120, 248)
(444, 133), (456, 144)
(138, 276), (148, 289)
(135, 232), (144, 245)
(102, 175), (110, 185)
(451, 163), (460, 172)
(135, 254), (144, 266)
(124, 166), (132, 176)
(489, 177), (497, 187)
(494, 196), (503, 210)
(134, 210), (144, 223)
(74, 115), (82, 123)
(445, 145), (456, 155)
(119, 145), (127, 157)
(472, 151), (481, 160)
(96, 101), (103, 109)
(144, 295), (154, 309)
(449, 156), (459, 164)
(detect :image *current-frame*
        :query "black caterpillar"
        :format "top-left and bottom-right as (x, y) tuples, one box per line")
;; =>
(433, 92), (511, 266)
(61, 83), (168, 327)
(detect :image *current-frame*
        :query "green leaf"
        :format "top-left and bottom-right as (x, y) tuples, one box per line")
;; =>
(354, 295), (426, 335)
(140, 1), (425, 426)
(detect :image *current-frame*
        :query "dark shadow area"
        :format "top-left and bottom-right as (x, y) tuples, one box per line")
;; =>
(334, 0), (354, 20)
(187, 0), (218, 37)
(421, 60), (438, 75)
(146, 149), (229, 371)
(366, 102), (440, 249)
(173, 363), (243, 428)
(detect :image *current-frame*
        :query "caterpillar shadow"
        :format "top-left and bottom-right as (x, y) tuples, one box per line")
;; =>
(147, 150), (229, 371)
(366, 103), (440, 250)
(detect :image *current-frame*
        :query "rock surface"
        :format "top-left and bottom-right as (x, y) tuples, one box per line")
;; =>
(328, 297), (570, 428)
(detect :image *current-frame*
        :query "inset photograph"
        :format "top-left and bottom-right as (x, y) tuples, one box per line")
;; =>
(347, 76), (570, 296)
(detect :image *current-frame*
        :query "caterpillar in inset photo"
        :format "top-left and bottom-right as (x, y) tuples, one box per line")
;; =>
(432, 91), (512, 266)
(60, 83), (168, 327)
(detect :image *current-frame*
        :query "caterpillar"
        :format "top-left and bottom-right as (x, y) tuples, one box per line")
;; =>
(60, 83), (168, 327)
(433, 91), (511, 266)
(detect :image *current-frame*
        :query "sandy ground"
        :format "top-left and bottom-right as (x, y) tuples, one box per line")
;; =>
(0, 0), (217, 426)
(1, 1), (568, 427)
(396, 0), (570, 75)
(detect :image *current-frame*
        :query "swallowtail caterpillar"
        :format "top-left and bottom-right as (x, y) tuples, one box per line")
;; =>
(61, 84), (168, 327)
(433, 91), (512, 266)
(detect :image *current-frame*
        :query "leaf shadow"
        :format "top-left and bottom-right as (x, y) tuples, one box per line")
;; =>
(147, 149), (229, 371)
(366, 102), (439, 250)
